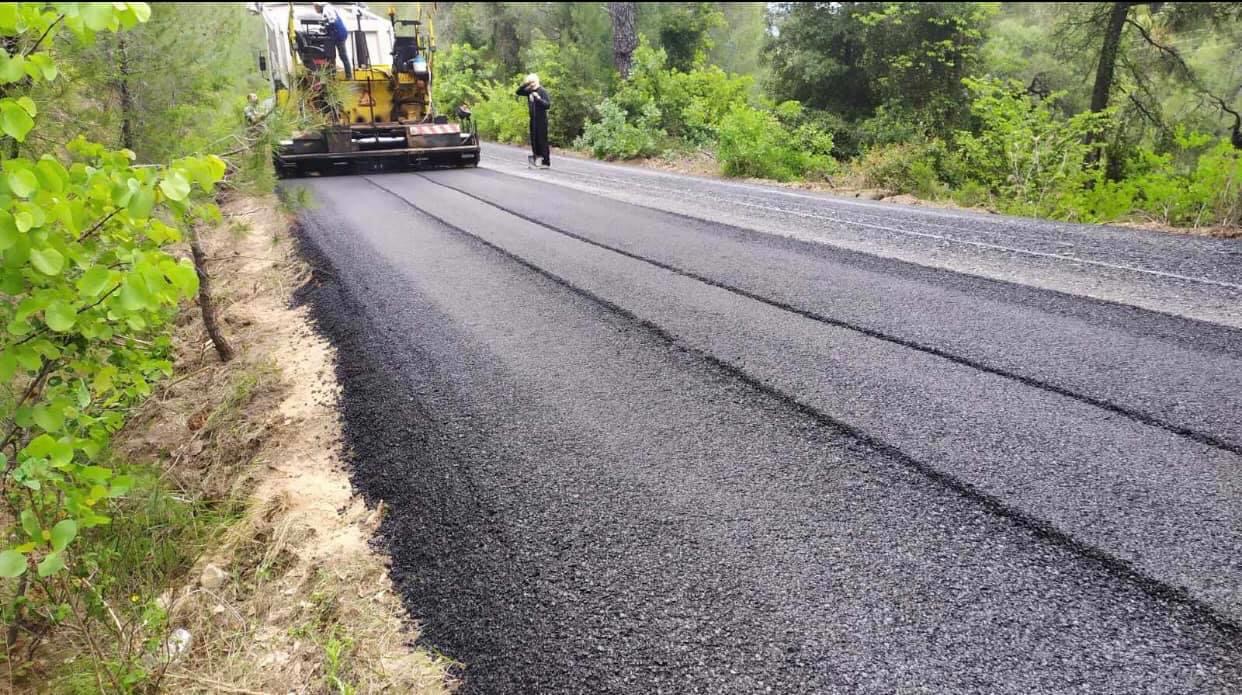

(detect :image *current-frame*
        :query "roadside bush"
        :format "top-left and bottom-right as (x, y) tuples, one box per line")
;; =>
(0, 4), (228, 689)
(717, 103), (834, 181)
(954, 76), (1111, 218)
(614, 42), (753, 146)
(851, 139), (961, 198)
(856, 103), (929, 148)
(574, 97), (665, 159)
(432, 42), (499, 115)
(1072, 132), (1242, 227)
(469, 78), (528, 145)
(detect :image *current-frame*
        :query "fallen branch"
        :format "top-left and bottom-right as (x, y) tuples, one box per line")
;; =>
(187, 225), (235, 363)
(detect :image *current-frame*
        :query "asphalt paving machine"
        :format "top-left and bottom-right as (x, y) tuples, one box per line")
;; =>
(251, 2), (479, 177)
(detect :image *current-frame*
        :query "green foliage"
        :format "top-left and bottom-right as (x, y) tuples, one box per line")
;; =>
(954, 76), (1111, 217)
(574, 98), (665, 160)
(707, 2), (767, 80)
(469, 79), (528, 145)
(614, 42), (754, 146)
(852, 140), (959, 198)
(766, 2), (995, 130)
(1074, 133), (1242, 227)
(642, 2), (725, 73)
(34, 3), (263, 163)
(432, 42), (498, 115)
(0, 3), (225, 687)
(717, 102), (834, 182)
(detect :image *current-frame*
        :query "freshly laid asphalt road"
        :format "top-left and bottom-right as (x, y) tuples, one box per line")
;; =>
(289, 143), (1242, 694)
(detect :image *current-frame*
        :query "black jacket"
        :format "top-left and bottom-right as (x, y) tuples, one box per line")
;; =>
(515, 85), (552, 120)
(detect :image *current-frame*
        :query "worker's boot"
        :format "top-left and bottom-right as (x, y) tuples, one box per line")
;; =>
(527, 155), (536, 168)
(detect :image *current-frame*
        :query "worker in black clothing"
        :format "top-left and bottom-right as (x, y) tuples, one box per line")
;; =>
(516, 73), (551, 168)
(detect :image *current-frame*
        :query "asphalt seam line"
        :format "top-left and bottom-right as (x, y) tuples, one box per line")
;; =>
(484, 154), (1242, 291)
(364, 174), (1242, 636)
(417, 174), (1242, 458)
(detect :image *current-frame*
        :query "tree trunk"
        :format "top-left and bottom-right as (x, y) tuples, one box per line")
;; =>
(117, 35), (135, 152)
(187, 226), (235, 363)
(1086, 2), (1132, 175)
(608, 2), (638, 79)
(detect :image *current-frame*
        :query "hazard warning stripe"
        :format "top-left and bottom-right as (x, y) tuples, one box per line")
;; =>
(408, 124), (461, 135)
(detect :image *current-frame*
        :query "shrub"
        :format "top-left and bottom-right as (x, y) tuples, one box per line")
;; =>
(574, 98), (665, 160)
(614, 42), (753, 146)
(954, 76), (1111, 218)
(851, 139), (960, 198)
(716, 103), (834, 181)
(432, 42), (499, 116)
(1072, 133), (1242, 227)
(469, 79), (529, 145)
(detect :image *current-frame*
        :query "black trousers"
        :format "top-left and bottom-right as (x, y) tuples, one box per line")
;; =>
(529, 114), (550, 165)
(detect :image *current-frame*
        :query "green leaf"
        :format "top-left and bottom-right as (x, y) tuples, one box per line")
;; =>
(0, 52), (25, 83)
(129, 3), (152, 23)
(76, 266), (112, 297)
(20, 509), (40, 539)
(7, 319), (33, 337)
(0, 351), (15, 380)
(0, 210), (16, 251)
(8, 169), (37, 198)
(45, 301), (75, 332)
(35, 158), (67, 193)
(109, 475), (134, 497)
(30, 247), (64, 275)
(79, 466), (112, 483)
(50, 440), (73, 466)
(81, 2), (116, 31)
(37, 552), (64, 577)
(24, 433), (55, 458)
(0, 5), (18, 31)
(14, 210), (32, 232)
(0, 550), (25, 578)
(0, 98), (34, 141)
(128, 185), (155, 219)
(26, 53), (57, 81)
(118, 278), (148, 310)
(50, 520), (77, 552)
(159, 171), (190, 202)
(32, 404), (64, 433)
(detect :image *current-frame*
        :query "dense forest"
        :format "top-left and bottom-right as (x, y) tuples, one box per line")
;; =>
(434, 2), (1242, 229)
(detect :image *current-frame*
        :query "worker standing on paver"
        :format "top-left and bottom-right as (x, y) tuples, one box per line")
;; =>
(313, 1), (352, 80)
(516, 73), (552, 169)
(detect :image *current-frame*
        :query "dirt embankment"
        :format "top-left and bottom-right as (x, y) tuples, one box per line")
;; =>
(108, 195), (456, 694)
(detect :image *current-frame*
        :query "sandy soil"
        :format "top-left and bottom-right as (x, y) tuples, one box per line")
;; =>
(114, 195), (456, 694)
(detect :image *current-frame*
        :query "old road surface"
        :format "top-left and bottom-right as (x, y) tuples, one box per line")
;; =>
(288, 142), (1242, 694)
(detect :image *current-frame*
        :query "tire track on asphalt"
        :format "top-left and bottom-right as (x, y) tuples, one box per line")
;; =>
(363, 174), (1242, 637)
(416, 173), (1242, 458)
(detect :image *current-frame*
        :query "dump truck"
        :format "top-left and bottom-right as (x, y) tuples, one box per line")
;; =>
(250, 2), (479, 177)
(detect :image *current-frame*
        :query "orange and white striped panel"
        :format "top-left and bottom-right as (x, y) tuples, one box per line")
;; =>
(408, 124), (461, 135)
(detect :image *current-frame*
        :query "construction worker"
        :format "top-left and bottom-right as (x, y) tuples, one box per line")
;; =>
(516, 73), (551, 168)
(313, 1), (352, 80)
